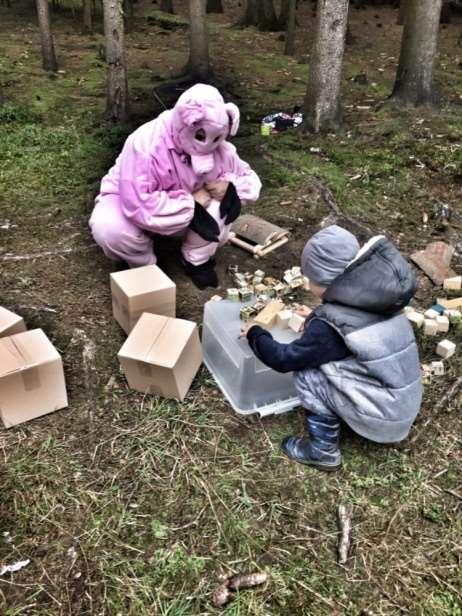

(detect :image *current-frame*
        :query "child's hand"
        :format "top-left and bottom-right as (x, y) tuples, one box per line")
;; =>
(193, 188), (212, 208)
(295, 305), (312, 318)
(239, 322), (254, 338)
(205, 180), (229, 201)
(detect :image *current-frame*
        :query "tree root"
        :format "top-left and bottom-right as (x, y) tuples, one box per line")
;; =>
(262, 149), (373, 237)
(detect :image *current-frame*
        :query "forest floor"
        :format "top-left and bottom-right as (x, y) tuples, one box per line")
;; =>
(1, 1), (462, 614)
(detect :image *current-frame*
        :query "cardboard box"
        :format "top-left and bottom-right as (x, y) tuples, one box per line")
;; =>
(0, 307), (26, 338)
(118, 313), (203, 401)
(110, 265), (176, 334)
(0, 329), (68, 428)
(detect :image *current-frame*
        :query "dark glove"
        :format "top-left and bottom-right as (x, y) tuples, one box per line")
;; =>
(189, 202), (220, 243)
(219, 182), (241, 225)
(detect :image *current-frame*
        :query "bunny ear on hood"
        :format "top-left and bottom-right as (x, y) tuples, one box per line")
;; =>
(177, 101), (205, 127)
(225, 102), (240, 136)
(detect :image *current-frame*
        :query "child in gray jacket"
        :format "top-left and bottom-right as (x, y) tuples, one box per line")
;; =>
(245, 225), (422, 471)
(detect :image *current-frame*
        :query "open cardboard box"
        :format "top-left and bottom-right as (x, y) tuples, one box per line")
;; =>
(118, 312), (202, 401)
(0, 329), (68, 428)
(0, 306), (27, 338)
(110, 265), (176, 334)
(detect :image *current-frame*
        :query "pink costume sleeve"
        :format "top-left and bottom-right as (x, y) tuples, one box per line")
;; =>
(218, 143), (262, 202)
(118, 142), (195, 236)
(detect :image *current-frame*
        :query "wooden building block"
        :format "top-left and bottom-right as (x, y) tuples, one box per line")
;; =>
(276, 309), (293, 329)
(406, 311), (424, 328)
(227, 288), (240, 302)
(431, 361), (445, 376)
(423, 319), (438, 336)
(424, 308), (439, 320)
(254, 300), (285, 330)
(437, 297), (462, 310)
(445, 309), (461, 323)
(254, 283), (268, 294)
(435, 315), (449, 333)
(443, 276), (462, 291)
(436, 339), (456, 359)
(288, 313), (306, 333)
(239, 288), (254, 302)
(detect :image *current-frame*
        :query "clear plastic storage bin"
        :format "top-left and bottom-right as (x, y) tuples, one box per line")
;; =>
(202, 299), (300, 416)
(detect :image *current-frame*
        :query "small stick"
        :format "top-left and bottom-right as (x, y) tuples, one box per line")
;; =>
(337, 503), (353, 565)
(434, 376), (462, 413)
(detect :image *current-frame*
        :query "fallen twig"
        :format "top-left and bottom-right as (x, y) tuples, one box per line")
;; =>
(261, 149), (373, 236)
(434, 376), (462, 413)
(16, 305), (57, 314)
(337, 503), (353, 566)
(2, 246), (94, 262)
(212, 571), (268, 608)
(70, 329), (98, 426)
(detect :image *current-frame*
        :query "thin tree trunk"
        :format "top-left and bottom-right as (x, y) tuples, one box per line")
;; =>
(160, 0), (174, 12)
(303, 0), (349, 133)
(397, 0), (407, 25)
(36, 0), (58, 72)
(189, 0), (210, 79)
(284, 0), (297, 55)
(83, 0), (92, 32)
(206, 0), (223, 13)
(440, 0), (451, 23)
(241, 0), (258, 26)
(102, 0), (128, 121)
(279, 0), (290, 28)
(392, 0), (442, 106)
(257, 0), (279, 31)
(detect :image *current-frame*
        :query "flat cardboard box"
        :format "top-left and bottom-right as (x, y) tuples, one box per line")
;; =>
(110, 265), (176, 334)
(0, 329), (68, 428)
(0, 307), (26, 338)
(118, 312), (203, 401)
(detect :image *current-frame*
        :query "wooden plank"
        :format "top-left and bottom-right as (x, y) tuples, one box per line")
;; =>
(231, 215), (289, 247)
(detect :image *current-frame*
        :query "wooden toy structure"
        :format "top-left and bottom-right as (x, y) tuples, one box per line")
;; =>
(229, 215), (290, 259)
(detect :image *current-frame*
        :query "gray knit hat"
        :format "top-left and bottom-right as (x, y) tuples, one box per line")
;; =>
(301, 225), (360, 286)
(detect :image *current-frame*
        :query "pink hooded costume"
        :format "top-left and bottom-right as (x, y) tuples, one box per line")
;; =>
(90, 84), (261, 273)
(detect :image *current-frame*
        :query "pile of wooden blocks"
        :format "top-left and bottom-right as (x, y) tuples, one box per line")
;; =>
(405, 280), (461, 380)
(225, 266), (309, 308)
(216, 266), (312, 334)
(249, 299), (311, 333)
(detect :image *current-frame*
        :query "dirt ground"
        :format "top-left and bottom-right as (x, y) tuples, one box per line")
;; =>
(0, 1), (461, 614)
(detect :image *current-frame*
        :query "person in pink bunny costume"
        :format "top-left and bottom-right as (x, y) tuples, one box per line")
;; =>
(89, 83), (262, 289)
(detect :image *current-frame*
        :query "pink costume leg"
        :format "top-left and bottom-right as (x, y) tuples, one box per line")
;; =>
(89, 196), (156, 268)
(181, 200), (230, 266)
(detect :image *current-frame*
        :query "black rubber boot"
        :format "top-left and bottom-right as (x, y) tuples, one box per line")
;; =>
(281, 412), (341, 471)
(182, 257), (219, 290)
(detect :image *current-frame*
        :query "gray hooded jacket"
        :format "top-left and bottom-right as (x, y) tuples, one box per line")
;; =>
(311, 236), (422, 443)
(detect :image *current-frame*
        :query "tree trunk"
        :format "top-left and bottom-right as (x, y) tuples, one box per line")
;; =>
(83, 0), (92, 32)
(206, 0), (223, 13)
(257, 0), (279, 31)
(440, 0), (451, 23)
(279, 0), (290, 27)
(189, 0), (210, 79)
(102, 0), (129, 121)
(241, 0), (258, 26)
(303, 0), (349, 133)
(397, 0), (409, 25)
(392, 0), (442, 106)
(160, 0), (174, 12)
(36, 0), (58, 72)
(284, 0), (297, 55)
